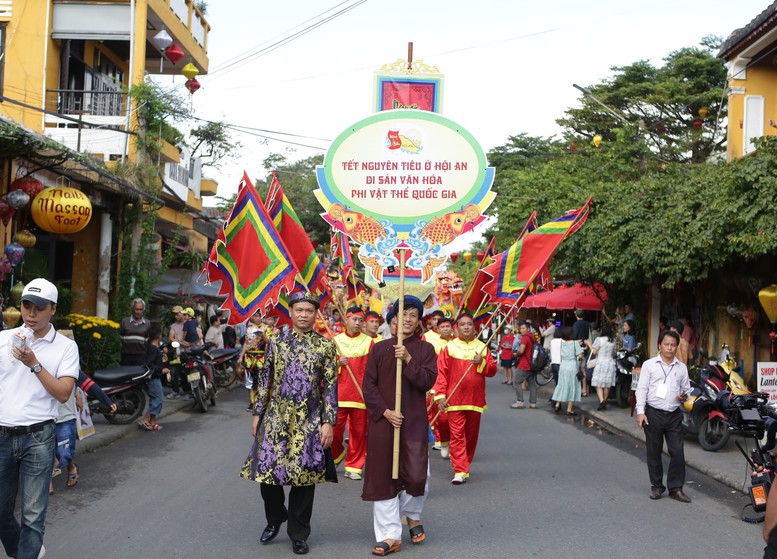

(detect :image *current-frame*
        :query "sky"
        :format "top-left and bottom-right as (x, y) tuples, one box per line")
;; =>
(180, 0), (769, 248)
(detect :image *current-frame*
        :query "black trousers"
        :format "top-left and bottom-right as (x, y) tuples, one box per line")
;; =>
(643, 405), (685, 492)
(260, 483), (316, 541)
(765, 527), (777, 559)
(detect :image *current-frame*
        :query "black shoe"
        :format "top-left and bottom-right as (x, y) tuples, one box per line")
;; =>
(292, 539), (309, 554)
(260, 524), (281, 544)
(597, 401), (606, 411)
(669, 490), (691, 503)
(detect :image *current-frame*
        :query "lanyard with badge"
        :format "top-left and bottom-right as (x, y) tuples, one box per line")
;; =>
(656, 361), (674, 399)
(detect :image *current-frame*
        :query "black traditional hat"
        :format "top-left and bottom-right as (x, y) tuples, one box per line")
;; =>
(288, 291), (320, 309)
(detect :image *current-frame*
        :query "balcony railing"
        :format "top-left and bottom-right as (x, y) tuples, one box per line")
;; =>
(47, 89), (127, 118)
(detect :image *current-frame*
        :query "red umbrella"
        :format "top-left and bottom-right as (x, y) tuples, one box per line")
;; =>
(522, 287), (560, 309)
(543, 283), (603, 310)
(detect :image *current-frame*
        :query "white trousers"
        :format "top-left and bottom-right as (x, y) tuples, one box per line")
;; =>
(372, 465), (430, 541)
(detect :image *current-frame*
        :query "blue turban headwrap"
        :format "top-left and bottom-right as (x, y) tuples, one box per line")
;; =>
(386, 295), (424, 324)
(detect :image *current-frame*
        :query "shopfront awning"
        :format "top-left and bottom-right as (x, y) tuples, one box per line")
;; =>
(523, 283), (603, 311)
(153, 268), (225, 305)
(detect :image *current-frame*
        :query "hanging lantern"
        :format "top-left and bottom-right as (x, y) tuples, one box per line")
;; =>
(693, 119), (703, 129)
(185, 78), (201, 94)
(592, 134), (602, 147)
(0, 200), (14, 226)
(13, 229), (36, 249)
(6, 190), (30, 209)
(10, 175), (45, 199)
(656, 124), (667, 134)
(449, 252), (459, 263)
(352, 245), (360, 259)
(476, 251), (485, 261)
(181, 62), (200, 80)
(0, 256), (12, 281)
(760, 285), (777, 324)
(30, 187), (92, 234)
(463, 251), (472, 263)
(5, 243), (25, 267)
(151, 30), (173, 52)
(165, 43), (185, 65)
(761, 285), (777, 352)
(3, 306), (21, 328)
(698, 107), (708, 119)
(10, 280), (24, 303)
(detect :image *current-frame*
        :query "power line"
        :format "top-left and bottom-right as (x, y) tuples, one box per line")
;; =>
(205, 0), (369, 81)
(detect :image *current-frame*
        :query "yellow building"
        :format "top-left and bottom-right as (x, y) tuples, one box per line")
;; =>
(719, 4), (777, 161)
(0, 0), (220, 317)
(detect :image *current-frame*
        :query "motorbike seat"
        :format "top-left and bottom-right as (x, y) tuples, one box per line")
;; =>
(90, 366), (148, 385)
(708, 364), (730, 383)
(209, 348), (240, 360)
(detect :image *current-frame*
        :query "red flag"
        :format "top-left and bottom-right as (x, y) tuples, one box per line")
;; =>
(265, 172), (330, 302)
(203, 172), (298, 325)
(457, 236), (497, 315)
(483, 200), (591, 305)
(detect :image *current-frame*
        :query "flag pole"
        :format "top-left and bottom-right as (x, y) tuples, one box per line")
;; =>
(292, 272), (365, 403)
(392, 248), (407, 479)
(431, 292), (525, 427)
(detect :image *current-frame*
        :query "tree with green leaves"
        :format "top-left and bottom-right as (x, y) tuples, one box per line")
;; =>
(557, 38), (727, 164)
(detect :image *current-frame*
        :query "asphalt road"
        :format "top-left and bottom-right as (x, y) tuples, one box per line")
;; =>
(43, 378), (765, 558)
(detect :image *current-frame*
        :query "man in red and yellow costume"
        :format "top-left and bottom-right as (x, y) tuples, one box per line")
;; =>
(363, 310), (383, 342)
(423, 315), (453, 458)
(434, 313), (496, 484)
(331, 306), (374, 480)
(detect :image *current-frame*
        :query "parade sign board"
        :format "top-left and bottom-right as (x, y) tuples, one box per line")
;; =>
(315, 109), (495, 284)
(757, 362), (777, 404)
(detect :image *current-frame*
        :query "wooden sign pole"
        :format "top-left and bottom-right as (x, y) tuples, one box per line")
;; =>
(391, 248), (407, 479)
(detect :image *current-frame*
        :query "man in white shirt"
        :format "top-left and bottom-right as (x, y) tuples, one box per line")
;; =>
(635, 330), (691, 503)
(0, 278), (80, 559)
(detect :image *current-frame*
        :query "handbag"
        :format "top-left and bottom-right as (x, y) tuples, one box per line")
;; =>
(586, 351), (598, 370)
(576, 370), (584, 381)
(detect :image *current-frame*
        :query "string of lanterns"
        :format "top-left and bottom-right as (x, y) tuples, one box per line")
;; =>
(151, 30), (201, 95)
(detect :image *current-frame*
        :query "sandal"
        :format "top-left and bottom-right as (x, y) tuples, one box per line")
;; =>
(408, 524), (425, 544)
(138, 421), (153, 431)
(372, 540), (401, 556)
(510, 402), (525, 409)
(67, 465), (79, 488)
(566, 411), (577, 416)
(150, 424), (163, 431)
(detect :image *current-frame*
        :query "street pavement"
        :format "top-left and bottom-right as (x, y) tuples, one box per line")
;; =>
(42, 378), (765, 558)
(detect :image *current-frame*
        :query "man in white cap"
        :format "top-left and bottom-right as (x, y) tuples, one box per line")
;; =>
(0, 278), (80, 559)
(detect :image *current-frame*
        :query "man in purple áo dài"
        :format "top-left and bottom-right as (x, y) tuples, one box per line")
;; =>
(240, 291), (337, 556)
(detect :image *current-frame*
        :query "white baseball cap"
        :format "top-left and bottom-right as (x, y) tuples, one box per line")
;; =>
(21, 278), (58, 307)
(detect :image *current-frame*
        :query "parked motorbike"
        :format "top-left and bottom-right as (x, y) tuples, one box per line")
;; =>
(87, 365), (152, 424)
(205, 345), (241, 388)
(690, 349), (733, 451)
(699, 346), (770, 451)
(682, 374), (730, 451)
(613, 343), (641, 408)
(176, 342), (217, 412)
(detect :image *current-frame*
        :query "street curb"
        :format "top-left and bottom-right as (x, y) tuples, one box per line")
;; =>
(78, 384), (239, 455)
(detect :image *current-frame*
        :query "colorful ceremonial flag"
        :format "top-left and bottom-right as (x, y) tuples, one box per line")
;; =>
(265, 172), (330, 301)
(330, 230), (354, 282)
(457, 236), (497, 315)
(483, 200), (591, 304)
(203, 172), (298, 325)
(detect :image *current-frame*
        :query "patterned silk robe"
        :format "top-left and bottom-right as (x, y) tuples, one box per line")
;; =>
(241, 328), (338, 485)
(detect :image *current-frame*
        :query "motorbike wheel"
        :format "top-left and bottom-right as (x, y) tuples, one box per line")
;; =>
(214, 365), (237, 389)
(698, 416), (731, 451)
(535, 367), (554, 386)
(615, 381), (631, 409)
(193, 384), (208, 413)
(104, 388), (147, 425)
(209, 384), (217, 407)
